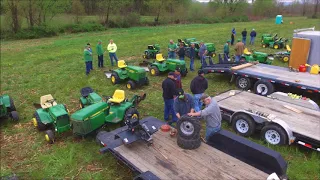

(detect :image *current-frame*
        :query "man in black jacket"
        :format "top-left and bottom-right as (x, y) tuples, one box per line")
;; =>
(190, 70), (208, 112)
(162, 72), (178, 123)
(241, 28), (247, 45)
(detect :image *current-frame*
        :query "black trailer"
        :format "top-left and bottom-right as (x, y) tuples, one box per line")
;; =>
(96, 117), (288, 180)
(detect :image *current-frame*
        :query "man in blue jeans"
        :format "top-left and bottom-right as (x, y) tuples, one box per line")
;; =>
(250, 29), (257, 45)
(83, 45), (92, 75)
(162, 72), (178, 124)
(188, 94), (222, 141)
(190, 70), (208, 112)
(198, 41), (207, 67)
(107, 39), (118, 66)
(168, 40), (177, 59)
(189, 43), (195, 71)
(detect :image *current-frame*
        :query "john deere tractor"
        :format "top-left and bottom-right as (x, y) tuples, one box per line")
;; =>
(240, 48), (274, 64)
(148, 54), (188, 77)
(79, 87), (103, 108)
(143, 44), (160, 59)
(268, 37), (288, 49)
(110, 60), (149, 90)
(261, 34), (278, 48)
(0, 95), (19, 121)
(32, 94), (71, 143)
(274, 45), (291, 62)
(185, 41), (216, 58)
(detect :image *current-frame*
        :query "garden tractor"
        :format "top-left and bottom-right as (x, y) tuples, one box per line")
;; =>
(79, 87), (103, 108)
(261, 34), (278, 48)
(185, 41), (216, 58)
(268, 37), (288, 49)
(110, 60), (149, 90)
(240, 48), (274, 64)
(274, 45), (291, 62)
(177, 38), (196, 47)
(0, 95), (19, 121)
(142, 44), (160, 59)
(261, 34), (272, 43)
(148, 54), (188, 77)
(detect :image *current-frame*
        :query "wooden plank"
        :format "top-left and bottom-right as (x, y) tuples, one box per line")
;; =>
(289, 38), (311, 69)
(114, 130), (268, 180)
(215, 91), (320, 141)
(231, 63), (254, 70)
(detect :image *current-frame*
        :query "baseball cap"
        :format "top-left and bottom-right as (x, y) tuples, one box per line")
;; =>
(168, 72), (175, 76)
(227, 40), (231, 43)
(177, 89), (185, 99)
(198, 69), (204, 75)
(98, 39), (102, 42)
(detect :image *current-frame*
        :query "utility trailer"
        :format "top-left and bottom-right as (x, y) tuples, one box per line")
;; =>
(215, 90), (320, 151)
(97, 117), (288, 180)
(202, 62), (320, 97)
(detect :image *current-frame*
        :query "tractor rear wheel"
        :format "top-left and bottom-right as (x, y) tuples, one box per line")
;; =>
(126, 80), (136, 90)
(150, 66), (160, 76)
(33, 112), (47, 131)
(9, 97), (16, 111)
(273, 44), (279, 49)
(111, 73), (120, 85)
(10, 111), (19, 121)
(282, 55), (289, 62)
(45, 130), (55, 144)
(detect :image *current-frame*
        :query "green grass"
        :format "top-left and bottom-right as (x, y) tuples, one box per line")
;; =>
(1, 17), (320, 179)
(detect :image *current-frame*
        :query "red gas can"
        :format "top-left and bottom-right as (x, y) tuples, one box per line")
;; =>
(299, 65), (306, 72)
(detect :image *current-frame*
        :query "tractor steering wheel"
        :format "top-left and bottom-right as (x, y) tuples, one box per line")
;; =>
(46, 99), (56, 106)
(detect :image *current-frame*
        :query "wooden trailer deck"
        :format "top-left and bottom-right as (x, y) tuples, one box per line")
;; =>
(114, 130), (268, 179)
(236, 64), (320, 89)
(214, 90), (320, 141)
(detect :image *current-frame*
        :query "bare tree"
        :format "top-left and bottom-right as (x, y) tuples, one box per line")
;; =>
(314, 0), (319, 17)
(302, 0), (307, 16)
(6, 0), (20, 33)
(72, 0), (85, 24)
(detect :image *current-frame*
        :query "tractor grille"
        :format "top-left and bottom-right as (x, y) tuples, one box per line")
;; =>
(71, 119), (92, 136)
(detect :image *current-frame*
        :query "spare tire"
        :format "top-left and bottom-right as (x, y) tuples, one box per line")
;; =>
(177, 135), (201, 150)
(176, 116), (201, 139)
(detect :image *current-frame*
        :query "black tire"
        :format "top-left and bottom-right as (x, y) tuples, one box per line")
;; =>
(176, 116), (201, 139)
(34, 112), (47, 131)
(181, 68), (187, 77)
(177, 135), (201, 150)
(235, 76), (252, 90)
(232, 113), (256, 137)
(45, 130), (55, 144)
(10, 111), (19, 121)
(185, 48), (190, 58)
(261, 124), (287, 145)
(126, 80), (136, 90)
(254, 80), (274, 96)
(145, 77), (149, 85)
(9, 97), (16, 111)
(149, 66), (160, 76)
(124, 108), (140, 124)
(111, 72), (120, 85)
(282, 55), (290, 62)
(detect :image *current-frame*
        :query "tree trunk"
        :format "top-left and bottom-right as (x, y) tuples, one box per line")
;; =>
(8, 0), (20, 33)
(313, 0), (319, 17)
(302, 0), (306, 16)
(28, 0), (34, 27)
(105, 0), (111, 26)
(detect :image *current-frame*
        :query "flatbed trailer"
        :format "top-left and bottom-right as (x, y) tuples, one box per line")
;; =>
(97, 117), (287, 180)
(202, 63), (320, 97)
(214, 90), (320, 151)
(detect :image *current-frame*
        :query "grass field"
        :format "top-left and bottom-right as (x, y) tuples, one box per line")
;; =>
(1, 17), (320, 179)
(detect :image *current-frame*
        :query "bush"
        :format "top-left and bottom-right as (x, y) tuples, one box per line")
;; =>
(63, 22), (105, 33)
(14, 26), (58, 39)
(108, 13), (141, 28)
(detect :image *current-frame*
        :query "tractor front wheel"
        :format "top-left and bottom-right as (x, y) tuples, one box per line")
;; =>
(9, 97), (16, 112)
(111, 73), (120, 85)
(45, 130), (55, 144)
(10, 111), (19, 121)
(273, 44), (279, 49)
(150, 66), (160, 76)
(282, 55), (290, 62)
(126, 80), (136, 90)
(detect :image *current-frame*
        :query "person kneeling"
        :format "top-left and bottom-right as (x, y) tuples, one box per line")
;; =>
(174, 89), (195, 120)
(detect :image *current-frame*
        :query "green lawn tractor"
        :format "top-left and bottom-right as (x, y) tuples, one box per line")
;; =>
(142, 44), (160, 59)
(110, 60), (149, 90)
(177, 38), (197, 47)
(240, 48), (274, 64)
(148, 54), (188, 76)
(261, 34), (272, 43)
(79, 87), (103, 108)
(261, 34), (278, 48)
(32, 94), (71, 143)
(0, 95), (19, 121)
(274, 45), (291, 62)
(185, 41), (216, 58)
(268, 37), (288, 49)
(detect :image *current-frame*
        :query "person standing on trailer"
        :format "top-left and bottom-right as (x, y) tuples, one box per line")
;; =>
(107, 39), (118, 66)
(162, 72), (178, 125)
(224, 40), (231, 58)
(198, 41), (207, 67)
(241, 28), (247, 45)
(188, 94), (222, 141)
(174, 88), (195, 119)
(250, 29), (257, 45)
(83, 45), (93, 76)
(96, 40), (105, 68)
(234, 39), (245, 62)
(190, 70), (208, 112)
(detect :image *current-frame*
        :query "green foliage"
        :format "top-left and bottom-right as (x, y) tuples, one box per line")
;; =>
(62, 22), (105, 33)
(253, 0), (277, 17)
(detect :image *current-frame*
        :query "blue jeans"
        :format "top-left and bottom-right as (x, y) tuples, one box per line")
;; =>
(205, 126), (221, 141)
(190, 57), (194, 71)
(193, 93), (203, 112)
(235, 55), (241, 62)
(168, 51), (176, 59)
(85, 61), (92, 75)
(250, 37), (255, 45)
(164, 98), (177, 122)
(242, 37), (246, 45)
(224, 52), (229, 59)
(179, 56), (184, 60)
(98, 55), (104, 67)
(109, 53), (118, 66)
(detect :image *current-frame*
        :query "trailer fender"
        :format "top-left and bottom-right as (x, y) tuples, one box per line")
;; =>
(265, 118), (295, 145)
(231, 110), (265, 124)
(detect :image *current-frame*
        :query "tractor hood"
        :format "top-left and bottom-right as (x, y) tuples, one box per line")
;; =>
(254, 51), (268, 56)
(126, 66), (146, 73)
(89, 92), (102, 103)
(49, 104), (68, 118)
(166, 59), (186, 65)
(71, 102), (108, 121)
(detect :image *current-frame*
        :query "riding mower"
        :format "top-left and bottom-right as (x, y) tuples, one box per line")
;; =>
(79, 87), (103, 108)
(273, 45), (291, 62)
(33, 90), (146, 144)
(148, 54), (188, 77)
(0, 95), (19, 121)
(142, 44), (160, 59)
(177, 38), (196, 47)
(185, 41), (216, 58)
(268, 37), (288, 49)
(261, 34), (278, 48)
(110, 60), (149, 90)
(240, 48), (274, 64)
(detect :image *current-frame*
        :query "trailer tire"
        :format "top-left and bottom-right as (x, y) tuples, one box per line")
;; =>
(10, 111), (19, 121)
(254, 80), (274, 96)
(261, 124), (287, 145)
(177, 135), (201, 150)
(126, 80), (136, 90)
(232, 113), (256, 137)
(177, 116), (201, 139)
(236, 76), (252, 90)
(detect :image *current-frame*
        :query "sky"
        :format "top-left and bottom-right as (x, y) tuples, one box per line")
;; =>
(196, 0), (295, 3)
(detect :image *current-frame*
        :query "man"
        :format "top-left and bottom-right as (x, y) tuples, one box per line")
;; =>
(189, 43), (195, 71)
(190, 70), (208, 112)
(231, 28), (236, 45)
(174, 67), (182, 89)
(188, 94), (222, 141)
(241, 28), (247, 45)
(83, 45), (92, 76)
(174, 89), (194, 119)
(234, 39), (244, 62)
(198, 41), (207, 67)
(162, 72), (178, 124)
(96, 40), (105, 68)
(250, 29), (257, 45)
(177, 43), (186, 60)
(223, 40), (230, 58)
(87, 43), (93, 70)
(107, 39), (118, 66)
(168, 40), (177, 59)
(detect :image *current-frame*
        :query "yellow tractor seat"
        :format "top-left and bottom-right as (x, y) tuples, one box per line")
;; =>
(40, 94), (57, 109)
(108, 90), (125, 104)
(156, 54), (165, 61)
(243, 48), (251, 55)
(118, 60), (127, 68)
(286, 45), (291, 52)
